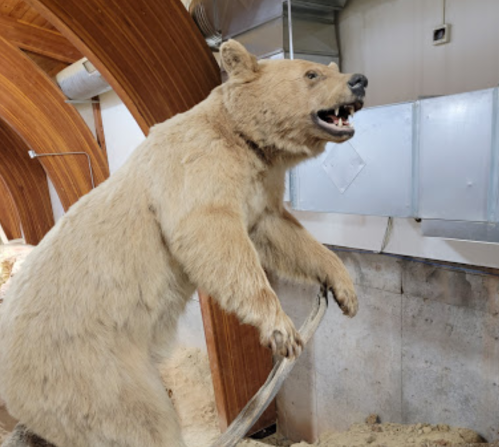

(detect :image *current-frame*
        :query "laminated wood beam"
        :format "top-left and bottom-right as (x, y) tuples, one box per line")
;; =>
(0, 13), (82, 62)
(0, 119), (54, 245)
(25, 0), (221, 134)
(0, 36), (109, 211)
(200, 292), (276, 434)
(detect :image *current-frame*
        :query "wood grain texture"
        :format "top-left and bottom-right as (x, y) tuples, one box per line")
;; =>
(0, 35), (109, 211)
(25, 0), (221, 134)
(0, 119), (54, 244)
(0, 0), (55, 30)
(0, 176), (22, 240)
(0, 13), (81, 62)
(199, 292), (276, 435)
(92, 96), (107, 162)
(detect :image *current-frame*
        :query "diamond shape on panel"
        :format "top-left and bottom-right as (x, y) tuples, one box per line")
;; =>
(321, 142), (366, 194)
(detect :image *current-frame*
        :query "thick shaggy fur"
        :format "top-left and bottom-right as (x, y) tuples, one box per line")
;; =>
(0, 41), (362, 447)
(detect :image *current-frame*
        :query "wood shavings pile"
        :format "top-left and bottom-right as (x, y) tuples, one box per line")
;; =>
(0, 243), (33, 303)
(286, 415), (494, 447)
(159, 346), (266, 447)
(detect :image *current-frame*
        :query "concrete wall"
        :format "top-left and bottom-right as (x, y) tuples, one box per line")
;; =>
(338, 0), (499, 107)
(276, 249), (499, 443)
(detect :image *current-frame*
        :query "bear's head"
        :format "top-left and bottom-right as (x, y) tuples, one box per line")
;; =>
(220, 40), (367, 163)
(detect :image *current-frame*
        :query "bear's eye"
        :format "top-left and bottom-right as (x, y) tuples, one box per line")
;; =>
(306, 71), (319, 80)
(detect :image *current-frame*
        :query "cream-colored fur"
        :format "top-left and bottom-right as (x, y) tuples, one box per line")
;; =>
(0, 41), (365, 447)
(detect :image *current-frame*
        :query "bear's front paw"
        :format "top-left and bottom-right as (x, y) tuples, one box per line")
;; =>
(328, 274), (358, 317)
(260, 310), (303, 359)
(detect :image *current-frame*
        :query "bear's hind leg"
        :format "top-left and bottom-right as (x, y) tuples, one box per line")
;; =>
(85, 378), (188, 447)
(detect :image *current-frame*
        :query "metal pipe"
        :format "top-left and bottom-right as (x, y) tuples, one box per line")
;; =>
(287, 0), (294, 60)
(28, 150), (95, 189)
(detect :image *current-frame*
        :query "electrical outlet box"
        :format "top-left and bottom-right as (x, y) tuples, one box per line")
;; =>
(433, 23), (450, 45)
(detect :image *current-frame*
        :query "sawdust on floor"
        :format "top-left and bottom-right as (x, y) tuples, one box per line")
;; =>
(290, 418), (485, 447)
(159, 346), (266, 447)
(0, 345), (493, 447)
(159, 348), (490, 447)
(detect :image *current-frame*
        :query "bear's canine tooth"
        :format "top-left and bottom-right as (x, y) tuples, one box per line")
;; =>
(335, 107), (339, 116)
(338, 118), (343, 127)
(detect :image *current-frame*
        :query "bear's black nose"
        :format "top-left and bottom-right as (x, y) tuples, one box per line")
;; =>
(348, 73), (368, 97)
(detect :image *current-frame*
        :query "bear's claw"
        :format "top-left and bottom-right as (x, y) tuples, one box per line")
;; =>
(262, 311), (303, 359)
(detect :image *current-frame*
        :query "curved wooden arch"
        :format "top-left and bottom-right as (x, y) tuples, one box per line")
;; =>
(0, 119), (54, 245)
(0, 176), (22, 241)
(0, 35), (109, 211)
(25, 0), (221, 134)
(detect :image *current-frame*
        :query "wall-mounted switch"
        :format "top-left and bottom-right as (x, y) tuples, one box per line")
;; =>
(433, 24), (450, 45)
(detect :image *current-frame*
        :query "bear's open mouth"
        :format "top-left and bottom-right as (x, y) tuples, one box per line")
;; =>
(314, 101), (364, 137)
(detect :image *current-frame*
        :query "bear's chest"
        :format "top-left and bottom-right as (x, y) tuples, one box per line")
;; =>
(243, 179), (268, 229)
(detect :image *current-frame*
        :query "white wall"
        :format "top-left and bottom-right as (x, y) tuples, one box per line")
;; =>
(338, 0), (499, 107)
(99, 90), (145, 175)
(289, 0), (499, 269)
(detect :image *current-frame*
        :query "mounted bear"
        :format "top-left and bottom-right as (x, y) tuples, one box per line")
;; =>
(0, 40), (367, 447)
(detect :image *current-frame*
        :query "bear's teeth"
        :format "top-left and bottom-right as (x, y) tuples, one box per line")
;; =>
(335, 108), (340, 116)
(338, 118), (343, 127)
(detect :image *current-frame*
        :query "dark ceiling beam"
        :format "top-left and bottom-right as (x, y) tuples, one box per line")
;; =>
(24, 0), (221, 134)
(0, 13), (81, 63)
(0, 119), (54, 245)
(0, 35), (109, 211)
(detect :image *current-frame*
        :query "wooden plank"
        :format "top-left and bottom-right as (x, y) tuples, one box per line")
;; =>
(24, 49), (68, 76)
(0, 0), (54, 30)
(0, 13), (81, 62)
(0, 0), (22, 17)
(92, 96), (108, 162)
(0, 119), (54, 245)
(0, 176), (22, 241)
(199, 292), (276, 435)
(0, 36), (109, 211)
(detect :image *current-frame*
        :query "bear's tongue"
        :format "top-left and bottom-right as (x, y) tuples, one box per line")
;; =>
(325, 114), (349, 127)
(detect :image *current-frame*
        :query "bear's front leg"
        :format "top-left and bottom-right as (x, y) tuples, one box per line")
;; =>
(170, 205), (303, 358)
(252, 209), (358, 317)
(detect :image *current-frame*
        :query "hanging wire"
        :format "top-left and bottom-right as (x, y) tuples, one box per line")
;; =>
(378, 216), (394, 253)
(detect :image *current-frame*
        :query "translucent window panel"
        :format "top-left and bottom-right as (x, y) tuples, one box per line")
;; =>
(418, 89), (494, 222)
(291, 103), (413, 217)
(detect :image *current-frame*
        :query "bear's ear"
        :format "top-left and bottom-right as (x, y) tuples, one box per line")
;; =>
(220, 40), (259, 81)
(328, 62), (339, 72)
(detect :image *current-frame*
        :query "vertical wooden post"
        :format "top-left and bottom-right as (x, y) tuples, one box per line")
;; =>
(92, 96), (108, 162)
(199, 292), (276, 435)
